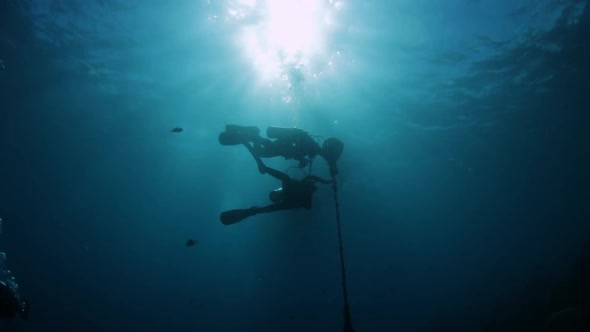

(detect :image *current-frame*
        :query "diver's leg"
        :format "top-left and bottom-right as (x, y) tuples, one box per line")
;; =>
(263, 166), (290, 182)
(220, 208), (258, 225)
(225, 125), (260, 136)
(220, 204), (286, 225)
(252, 203), (287, 214)
(219, 125), (261, 145)
(219, 131), (243, 145)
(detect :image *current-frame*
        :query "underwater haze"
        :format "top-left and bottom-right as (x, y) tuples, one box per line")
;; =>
(1, 0), (589, 331)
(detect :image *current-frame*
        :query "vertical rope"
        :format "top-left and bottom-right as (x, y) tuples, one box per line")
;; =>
(332, 178), (355, 332)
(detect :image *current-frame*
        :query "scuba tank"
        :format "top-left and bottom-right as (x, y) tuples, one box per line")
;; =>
(266, 126), (307, 140)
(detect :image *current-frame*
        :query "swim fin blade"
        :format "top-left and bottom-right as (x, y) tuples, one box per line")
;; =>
(219, 125), (260, 145)
(225, 125), (260, 136)
(220, 209), (256, 225)
(218, 131), (243, 145)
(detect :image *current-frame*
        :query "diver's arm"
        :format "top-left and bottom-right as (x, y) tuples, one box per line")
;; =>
(264, 166), (290, 181)
(242, 143), (267, 174)
(304, 175), (333, 185)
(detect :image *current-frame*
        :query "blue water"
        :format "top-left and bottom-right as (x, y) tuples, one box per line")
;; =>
(1, 0), (589, 331)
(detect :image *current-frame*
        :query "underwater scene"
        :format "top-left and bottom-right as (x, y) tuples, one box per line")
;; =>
(0, 0), (589, 331)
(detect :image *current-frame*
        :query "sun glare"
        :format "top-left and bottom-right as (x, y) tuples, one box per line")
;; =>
(265, 0), (323, 55)
(225, 0), (343, 85)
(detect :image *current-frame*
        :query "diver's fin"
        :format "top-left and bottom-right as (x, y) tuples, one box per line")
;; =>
(218, 132), (243, 145)
(219, 125), (260, 145)
(220, 209), (257, 225)
(225, 125), (260, 136)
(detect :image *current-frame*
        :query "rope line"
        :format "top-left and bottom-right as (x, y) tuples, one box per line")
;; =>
(332, 178), (355, 332)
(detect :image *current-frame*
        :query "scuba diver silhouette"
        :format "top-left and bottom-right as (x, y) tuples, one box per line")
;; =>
(218, 125), (344, 225)
(220, 159), (333, 225)
(218, 125), (356, 332)
(219, 125), (343, 174)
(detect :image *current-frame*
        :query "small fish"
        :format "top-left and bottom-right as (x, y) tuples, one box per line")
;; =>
(171, 127), (183, 133)
(185, 239), (198, 247)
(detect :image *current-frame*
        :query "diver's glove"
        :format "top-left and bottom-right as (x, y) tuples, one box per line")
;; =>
(257, 162), (267, 174)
